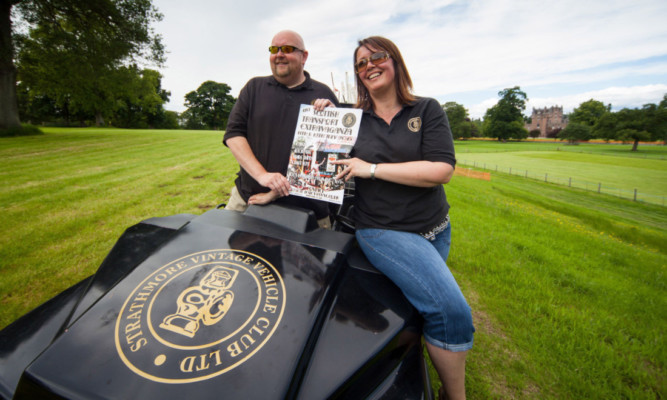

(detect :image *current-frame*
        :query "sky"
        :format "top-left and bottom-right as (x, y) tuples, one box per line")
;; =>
(150, 0), (667, 119)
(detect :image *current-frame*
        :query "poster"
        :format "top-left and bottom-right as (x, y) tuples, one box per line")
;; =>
(287, 104), (362, 204)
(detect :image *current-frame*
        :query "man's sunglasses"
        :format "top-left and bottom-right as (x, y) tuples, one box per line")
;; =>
(355, 51), (391, 73)
(269, 45), (303, 54)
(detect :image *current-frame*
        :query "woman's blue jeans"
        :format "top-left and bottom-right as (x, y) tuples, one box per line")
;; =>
(356, 224), (474, 351)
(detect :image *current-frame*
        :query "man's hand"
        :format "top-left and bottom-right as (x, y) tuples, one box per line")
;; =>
(248, 190), (281, 205)
(258, 172), (290, 197)
(313, 98), (335, 111)
(226, 136), (291, 197)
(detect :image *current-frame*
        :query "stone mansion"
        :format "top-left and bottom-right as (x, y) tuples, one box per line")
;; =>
(524, 106), (568, 137)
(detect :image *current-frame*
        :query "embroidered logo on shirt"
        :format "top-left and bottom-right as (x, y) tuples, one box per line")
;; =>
(408, 117), (422, 132)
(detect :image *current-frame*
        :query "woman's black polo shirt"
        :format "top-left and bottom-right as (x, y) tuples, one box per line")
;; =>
(351, 97), (456, 233)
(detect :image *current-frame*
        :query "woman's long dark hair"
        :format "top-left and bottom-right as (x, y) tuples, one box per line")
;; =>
(354, 36), (415, 110)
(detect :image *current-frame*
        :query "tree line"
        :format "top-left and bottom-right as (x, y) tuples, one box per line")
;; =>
(2, 1), (665, 145)
(444, 86), (667, 151)
(0, 0), (235, 133)
(560, 97), (667, 150)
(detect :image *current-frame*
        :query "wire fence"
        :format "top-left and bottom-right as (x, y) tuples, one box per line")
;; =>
(553, 148), (666, 160)
(456, 147), (667, 160)
(458, 159), (666, 207)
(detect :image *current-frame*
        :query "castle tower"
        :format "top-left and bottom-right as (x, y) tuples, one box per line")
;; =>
(525, 106), (568, 137)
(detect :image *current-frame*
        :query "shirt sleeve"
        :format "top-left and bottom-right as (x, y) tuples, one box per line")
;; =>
(223, 81), (251, 146)
(421, 98), (456, 167)
(329, 90), (341, 107)
(314, 81), (340, 107)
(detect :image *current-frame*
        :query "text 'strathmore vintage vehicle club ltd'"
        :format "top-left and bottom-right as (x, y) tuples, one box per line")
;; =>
(0, 198), (435, 399)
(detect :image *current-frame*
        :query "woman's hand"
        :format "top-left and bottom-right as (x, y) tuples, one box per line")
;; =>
(333, 159), (455, 187)
(313, 98), (335, 111)
(332, 158), (373, 181)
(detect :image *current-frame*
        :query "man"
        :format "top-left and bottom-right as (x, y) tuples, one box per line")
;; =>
(223, 30), (339, 228)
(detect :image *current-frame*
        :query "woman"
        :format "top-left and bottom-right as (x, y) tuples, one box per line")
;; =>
(314, 36), (474, 400)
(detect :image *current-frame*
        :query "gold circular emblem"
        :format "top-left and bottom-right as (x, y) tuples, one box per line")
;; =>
(407, 117), (422, 132)
(114, 249), (286, 383)
(342, 113), (357, 128)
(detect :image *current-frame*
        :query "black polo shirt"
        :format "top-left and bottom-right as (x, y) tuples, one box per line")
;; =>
(351, 97), (456, 233)
(223, 72), (339, 218)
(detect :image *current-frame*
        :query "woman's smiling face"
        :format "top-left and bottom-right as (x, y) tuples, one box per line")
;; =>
(355, 45), (395, 94)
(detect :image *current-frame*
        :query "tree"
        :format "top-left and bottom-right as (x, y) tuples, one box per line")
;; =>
(0, 0), (21, 129)
(557, 123), (591, 144)
(657, 94), (667, 145)
(158, 111), (180, 130)
(616, 106), (660, 151)
(471, 119), (483, 137)
(1, 0), (164, 130)
(569, 99), (611, 128)
(443, 101), (472, 139)
(592, 97), (666, 151)
(483, 86), (529, 141)
(592, 112), (618, 143)
(483, 119), (528, 141)
(113, 67), (172, 129)
(546, 128), (562, 139)
(616, 128), (651, 150)
(17, 84), (60, 125)
(182, 81), (236, 130)
(18, 64), (172, 128)
(645, 95), (667, 145)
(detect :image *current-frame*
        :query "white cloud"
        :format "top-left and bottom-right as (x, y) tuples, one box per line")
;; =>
(151, 0), (667, 120)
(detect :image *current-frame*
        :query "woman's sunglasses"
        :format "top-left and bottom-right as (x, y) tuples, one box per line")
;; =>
(269, 45), (303, 54)
(355, 51), (391, 73)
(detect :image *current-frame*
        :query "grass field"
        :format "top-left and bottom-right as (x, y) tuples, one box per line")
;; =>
(457, 139), (667, 158)
(1, 128), (665, 399)
(456, 140), (667, 205)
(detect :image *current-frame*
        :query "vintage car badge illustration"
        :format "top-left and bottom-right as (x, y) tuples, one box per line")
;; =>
(115, 249), (286, 383)
(159, 266), (238, 338)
